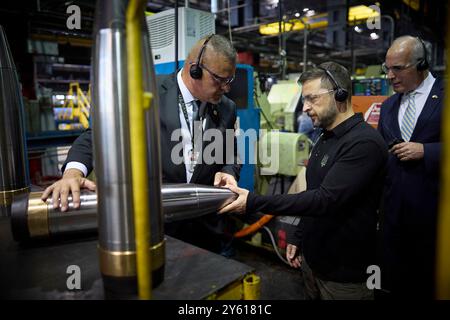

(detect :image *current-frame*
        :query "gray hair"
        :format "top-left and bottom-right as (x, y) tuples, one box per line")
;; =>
(203, 34), (237, 65)
(391, 35), (426, 65)
(298, 62), (352, 102)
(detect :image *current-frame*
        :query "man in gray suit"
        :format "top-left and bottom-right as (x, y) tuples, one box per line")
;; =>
(42, 34), (241, 254)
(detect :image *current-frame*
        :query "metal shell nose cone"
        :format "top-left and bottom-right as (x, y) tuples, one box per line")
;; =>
(162, 184), (238, 223)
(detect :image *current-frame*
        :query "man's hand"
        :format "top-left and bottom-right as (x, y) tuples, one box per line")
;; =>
(286, 244), (302, 268)
(218, 184), (249, 214)
(214, 172), (237, 187)
(41, 169), (96, 212)
(390, 142), (424, 161)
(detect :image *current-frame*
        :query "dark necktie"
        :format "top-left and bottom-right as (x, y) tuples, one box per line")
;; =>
(192, 100), (200, 121)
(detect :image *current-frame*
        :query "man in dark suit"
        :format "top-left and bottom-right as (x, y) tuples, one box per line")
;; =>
(42, 34), (241, 254)
(377, 36), (443, 298)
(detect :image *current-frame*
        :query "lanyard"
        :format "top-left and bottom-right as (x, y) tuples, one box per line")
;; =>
(178, 92), (202, 172)
(178, 93), (195, 135)
(178, 92), (200, 145)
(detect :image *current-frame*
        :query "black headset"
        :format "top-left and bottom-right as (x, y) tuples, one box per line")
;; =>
(189, 34), (214, 80)
(317, 66), (349, 102)
(416, 37), (429, 71)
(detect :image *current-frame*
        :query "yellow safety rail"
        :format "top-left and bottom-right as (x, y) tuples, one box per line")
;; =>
(436, 3), (450, 299)
(126, 0), (153, 300)
(60, 82), (91, 129)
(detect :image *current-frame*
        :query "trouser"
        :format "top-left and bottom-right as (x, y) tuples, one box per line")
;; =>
(301, 256), (374, 300)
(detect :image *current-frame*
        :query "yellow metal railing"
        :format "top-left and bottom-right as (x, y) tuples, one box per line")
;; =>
(59, 82), (91, 129)
(126, 0), (153, 300)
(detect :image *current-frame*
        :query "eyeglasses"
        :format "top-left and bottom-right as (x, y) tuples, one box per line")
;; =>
(200, 64), (235, 86)
(301, 90), (335, 105)
(381, 61), (418, 74)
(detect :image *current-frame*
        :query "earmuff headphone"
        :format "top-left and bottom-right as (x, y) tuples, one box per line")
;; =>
(189, 34), (214, 80)
(416, 37), (429, 71)
(317, 66), (349, 102)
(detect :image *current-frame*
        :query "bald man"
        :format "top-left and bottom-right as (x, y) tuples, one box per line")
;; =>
(378, 36), (443, 298)
(43, 34), (241, 254)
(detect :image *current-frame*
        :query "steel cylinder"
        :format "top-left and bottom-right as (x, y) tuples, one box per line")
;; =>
(92, 0), (164, 296)
(10, 183), (238, 241)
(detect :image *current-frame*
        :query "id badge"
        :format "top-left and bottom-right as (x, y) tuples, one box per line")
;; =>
(188, 149), (199, 173)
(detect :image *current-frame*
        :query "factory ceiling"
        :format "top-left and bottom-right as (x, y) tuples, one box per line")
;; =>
(0, 0), (446, 74)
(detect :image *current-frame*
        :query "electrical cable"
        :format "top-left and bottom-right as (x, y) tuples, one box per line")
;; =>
(234, 214), (274, 238)
(262, 226), (289, 265)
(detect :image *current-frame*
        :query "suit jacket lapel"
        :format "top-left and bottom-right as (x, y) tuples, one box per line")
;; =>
(411, 78), (443, 140)
(388, 94), (403, 139)
(159, 75), (186, 182)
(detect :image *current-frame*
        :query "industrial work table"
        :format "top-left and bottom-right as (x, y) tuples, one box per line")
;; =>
(0, 219), (254, 300)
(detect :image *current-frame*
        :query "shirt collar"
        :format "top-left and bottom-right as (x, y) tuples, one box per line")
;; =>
(323, 113), (364, 139)
(408, 72), (436, 96)
(177, 70), (196, 104)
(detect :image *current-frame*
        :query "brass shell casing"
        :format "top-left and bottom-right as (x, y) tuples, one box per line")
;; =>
(27, 192), (49, 237)
(98, 240), (165, 277)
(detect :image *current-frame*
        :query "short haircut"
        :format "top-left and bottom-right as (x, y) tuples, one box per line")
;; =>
(201, 34), (237, 65)
(298, 62), (352, 102)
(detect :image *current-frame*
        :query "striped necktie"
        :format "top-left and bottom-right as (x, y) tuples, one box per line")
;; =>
(401, 92), (416, 141)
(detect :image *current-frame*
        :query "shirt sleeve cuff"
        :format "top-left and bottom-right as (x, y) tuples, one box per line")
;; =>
(64, 162), (88, 177)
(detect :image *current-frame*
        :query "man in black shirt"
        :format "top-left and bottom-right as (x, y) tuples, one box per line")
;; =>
(220, 62), (388, 299)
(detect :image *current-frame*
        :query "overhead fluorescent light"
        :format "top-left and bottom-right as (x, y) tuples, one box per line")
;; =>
(260, 5), (380, 35)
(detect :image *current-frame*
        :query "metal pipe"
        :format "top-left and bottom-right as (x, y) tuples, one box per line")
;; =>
(10, 184), (238, 240)
(92, 0), (155, 298)
(0, 25), (30, 217)
(381, 15), (395, 46)
(298, 16), (308, 73)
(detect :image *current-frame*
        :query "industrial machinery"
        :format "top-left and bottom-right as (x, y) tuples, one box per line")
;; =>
(258, 131), (309, 177)
(266, 80), (302, 132)
(147, 6), (215, 73)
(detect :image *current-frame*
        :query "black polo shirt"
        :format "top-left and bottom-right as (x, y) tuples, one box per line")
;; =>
(246, 113), (388, 283)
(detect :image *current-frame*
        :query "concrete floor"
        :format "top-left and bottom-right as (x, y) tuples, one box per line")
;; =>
(231, 241), (306, 300)
(229, 176), (306, 300)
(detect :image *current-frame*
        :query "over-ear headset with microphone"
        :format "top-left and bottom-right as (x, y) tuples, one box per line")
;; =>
(317, 66), (349, 102)
(189, 34), (215, 80)
(416, 37), (429, 71)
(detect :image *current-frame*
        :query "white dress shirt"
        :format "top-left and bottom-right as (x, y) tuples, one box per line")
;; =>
(177, 70), (206, 182)
(398, 73), (436, 131)
(65, 70), (205, 183)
